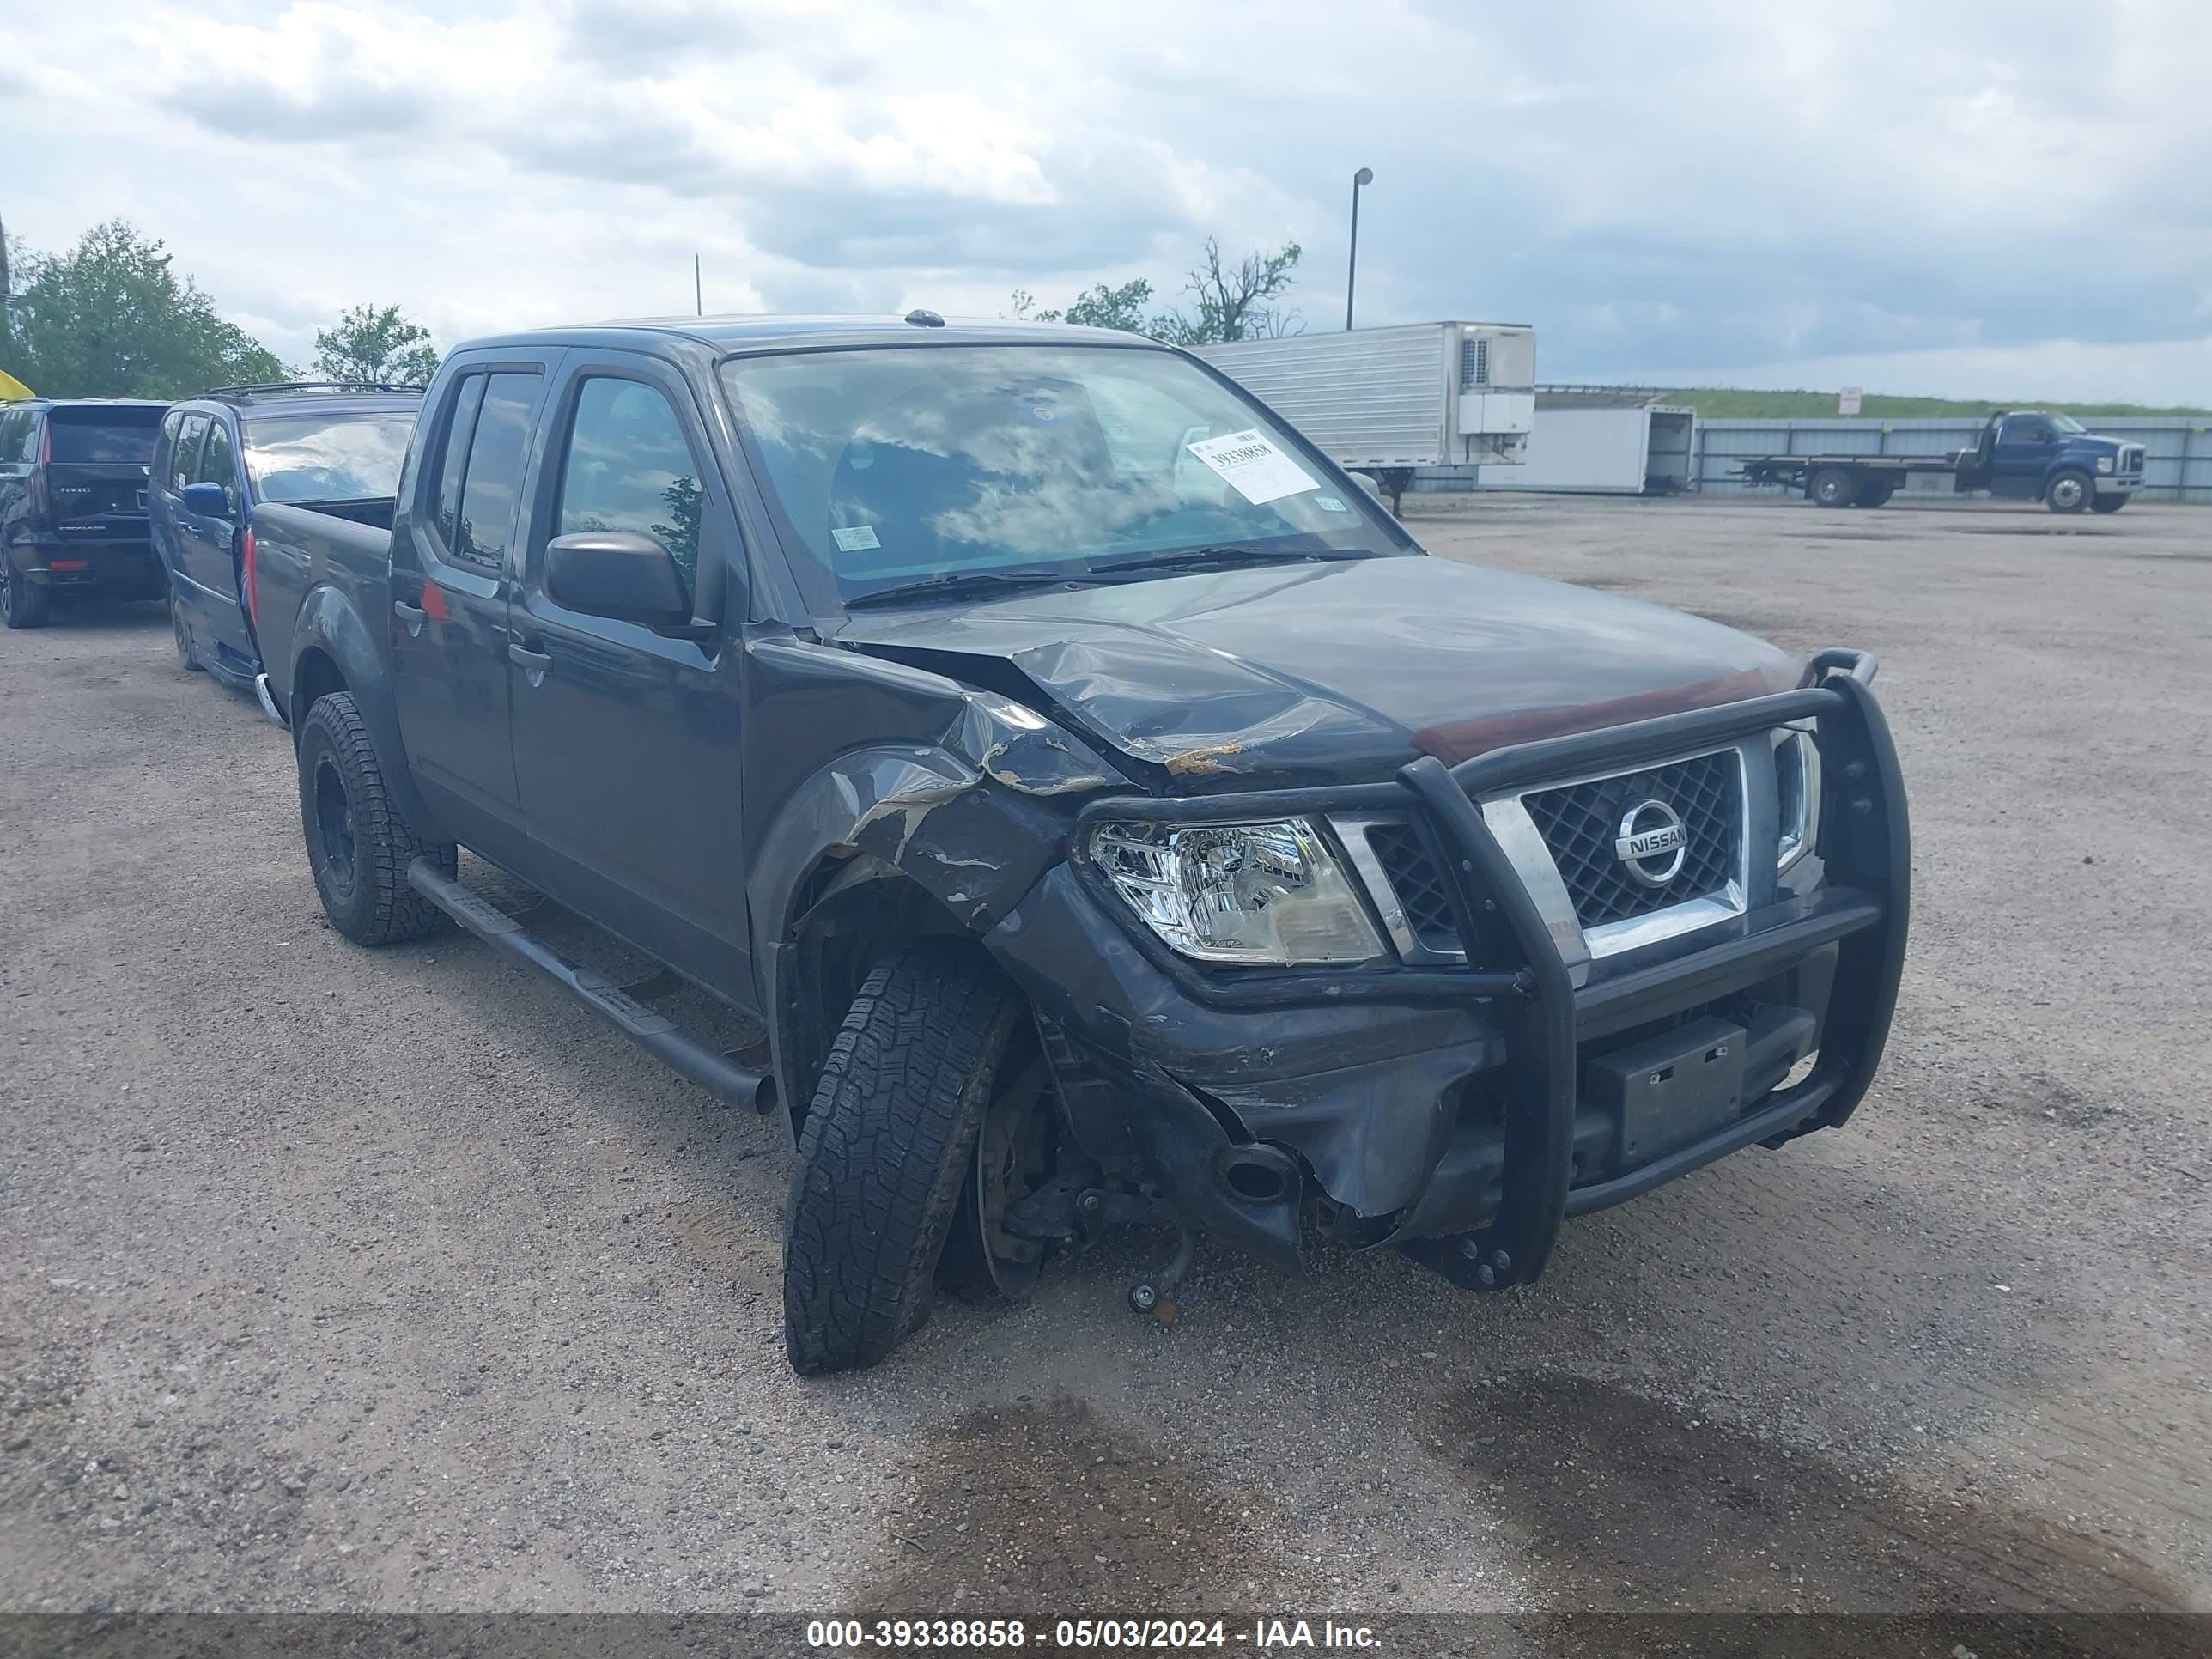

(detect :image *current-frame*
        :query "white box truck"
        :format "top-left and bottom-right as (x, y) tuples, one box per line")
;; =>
(1196, 322), (1535, 510)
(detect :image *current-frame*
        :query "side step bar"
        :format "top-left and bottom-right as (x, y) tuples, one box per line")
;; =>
(406, 858), (777, 1114)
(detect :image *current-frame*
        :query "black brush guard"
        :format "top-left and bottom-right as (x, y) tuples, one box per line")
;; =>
(1071, 648), (1909, 1292)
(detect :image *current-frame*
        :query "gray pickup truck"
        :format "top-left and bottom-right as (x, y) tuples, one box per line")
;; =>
(250, 313), (1910, 1374)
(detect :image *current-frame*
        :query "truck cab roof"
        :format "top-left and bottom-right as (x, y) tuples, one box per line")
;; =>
(446, 313), (1164, 360)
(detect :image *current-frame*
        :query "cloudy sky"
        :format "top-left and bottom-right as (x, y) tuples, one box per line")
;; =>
(6, 0), (2210, 401)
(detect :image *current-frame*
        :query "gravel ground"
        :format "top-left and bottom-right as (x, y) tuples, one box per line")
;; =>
(2, 495), (2206, 1628)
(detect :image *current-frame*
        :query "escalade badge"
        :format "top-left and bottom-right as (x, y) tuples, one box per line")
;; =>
(1614, 799), (1687, 887)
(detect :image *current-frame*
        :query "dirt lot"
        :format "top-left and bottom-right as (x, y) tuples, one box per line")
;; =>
(3, 495), (2208, 1631)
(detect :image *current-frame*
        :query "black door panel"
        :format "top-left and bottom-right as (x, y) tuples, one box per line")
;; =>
(508, 355), (752, 1005)
(391, 363), (550, 872)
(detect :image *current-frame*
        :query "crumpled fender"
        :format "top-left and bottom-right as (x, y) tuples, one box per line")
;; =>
(743, 638), (1133, 1118)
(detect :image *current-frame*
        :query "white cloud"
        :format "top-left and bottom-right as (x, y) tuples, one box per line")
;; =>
(3, 0), (2209, 399)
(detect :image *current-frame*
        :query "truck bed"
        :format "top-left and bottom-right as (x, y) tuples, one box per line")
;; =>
(249, 499), (396, 724)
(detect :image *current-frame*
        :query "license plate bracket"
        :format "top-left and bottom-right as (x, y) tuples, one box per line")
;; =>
(1584, 1014), (1749, 1167)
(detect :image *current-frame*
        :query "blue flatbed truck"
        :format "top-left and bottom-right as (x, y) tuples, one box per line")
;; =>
(1739, 410), (2145, 513)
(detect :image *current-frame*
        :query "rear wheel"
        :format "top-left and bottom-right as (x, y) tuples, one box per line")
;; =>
(2089, 494), (2126, 514)
(170, 587), (203, 671)
(2045, 468), (2093, 514)
(296, 691), (453, 945)
(783, 943), (1033, 1375)
(1853, 480), (1894, 508)
(0, 557), (52, 629)
(1808, 467), (1856, 508)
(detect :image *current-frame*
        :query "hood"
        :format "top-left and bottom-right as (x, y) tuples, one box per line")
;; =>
(834, 556), (1802, 787)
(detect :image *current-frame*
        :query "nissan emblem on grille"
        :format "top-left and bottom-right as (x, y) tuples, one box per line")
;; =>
(1613, 799), (1688, 887)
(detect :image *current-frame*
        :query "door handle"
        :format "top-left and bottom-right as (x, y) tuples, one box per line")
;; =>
(393, 599), (426, 638)
(508, 641), (552, 685)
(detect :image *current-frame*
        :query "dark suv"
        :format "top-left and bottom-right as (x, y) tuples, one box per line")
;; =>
(0, 398), (169, 628)
(150, 383), (422, 687)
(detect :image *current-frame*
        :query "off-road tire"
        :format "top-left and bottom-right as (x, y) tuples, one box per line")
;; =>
(2089, 494), (2126, 514)
(170, 587), (203, 671)
(2045, 468), (2093, 514)
(1808, 466), (1856, 508)
(297, 691), (453, 945)
(0, 557), (52, 629)
(784, 943), (1026, 1376)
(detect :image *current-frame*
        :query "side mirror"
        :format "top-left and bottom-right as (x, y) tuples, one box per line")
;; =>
(544, 529), (690, 627)
(180, 482), (230, 519)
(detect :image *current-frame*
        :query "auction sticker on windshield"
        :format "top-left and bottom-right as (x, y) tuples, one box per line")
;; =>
(1186, 428), (1319, 505)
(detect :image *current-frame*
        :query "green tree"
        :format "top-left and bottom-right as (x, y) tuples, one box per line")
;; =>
(312, 303), (441, 386)
(1149, 238), (1304, 345)
(8, 220), (284, 398)
(1009, 238), (1304, 345)
(1013, 277), (1156, 332)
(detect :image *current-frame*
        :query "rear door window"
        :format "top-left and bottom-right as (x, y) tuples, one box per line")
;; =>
(449, 374), (539, 571)
(433, 374), (487, 550)
(553, 377), (703, 602)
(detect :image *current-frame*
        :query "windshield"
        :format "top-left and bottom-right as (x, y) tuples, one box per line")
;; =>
(243, 410), (416, 502)
(48, 410), (161, 466)
(719, 343), (1406, 604)
(2048, 413), (2087, 434)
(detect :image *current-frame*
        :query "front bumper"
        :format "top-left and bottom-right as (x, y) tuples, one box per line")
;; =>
(985, 650), (1909, 1292)
(2095, 474), (2139, 495)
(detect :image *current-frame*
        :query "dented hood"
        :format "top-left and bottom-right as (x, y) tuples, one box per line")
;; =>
(835, 556), (1801, 787)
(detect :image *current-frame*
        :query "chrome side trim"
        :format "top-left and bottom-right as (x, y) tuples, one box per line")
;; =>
(1480, 795), (1591, 987)
(1775, 726), (1820, 874)
(1332, 815), (1430, 963)
(252, 672), (287, 727)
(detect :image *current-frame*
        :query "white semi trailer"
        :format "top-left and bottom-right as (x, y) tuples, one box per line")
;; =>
(1196, 321), (1535, 510)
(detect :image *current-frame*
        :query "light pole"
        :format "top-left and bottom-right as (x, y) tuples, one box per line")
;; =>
(1346, 167), (1373, 331)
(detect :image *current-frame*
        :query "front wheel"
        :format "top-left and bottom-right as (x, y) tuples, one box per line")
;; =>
(1808, 467), (1856, 508)
(2089, 494), (2126, 515)
(783, 943), (1032, 1375)
(296, 691), (454, 945)
(2045, 468), (2093, 514)
(0, 556), (52, 629)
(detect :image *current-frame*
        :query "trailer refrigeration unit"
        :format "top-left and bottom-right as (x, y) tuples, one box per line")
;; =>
(1197, 322), (1535, 510)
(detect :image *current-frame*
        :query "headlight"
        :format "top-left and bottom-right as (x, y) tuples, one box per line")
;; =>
(2096, 455), (2114, 474)
(1775, 727), (1821, 872)
(1090, 818), (1384, 964)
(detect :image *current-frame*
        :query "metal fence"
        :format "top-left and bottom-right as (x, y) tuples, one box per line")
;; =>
(1691, 416), (2212, 502)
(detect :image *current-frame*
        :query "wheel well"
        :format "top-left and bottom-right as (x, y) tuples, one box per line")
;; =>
(776, 857), (980, 1137)
(291, 647), (348, 742)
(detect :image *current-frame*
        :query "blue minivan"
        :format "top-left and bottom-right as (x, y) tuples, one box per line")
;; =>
(150, 383), (422, 693)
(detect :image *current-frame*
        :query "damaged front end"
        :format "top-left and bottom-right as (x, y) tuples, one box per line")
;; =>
(980, 649), (1909, 1301)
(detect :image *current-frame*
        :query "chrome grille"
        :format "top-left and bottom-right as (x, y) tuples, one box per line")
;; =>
(1522, 750), (1741, 929)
